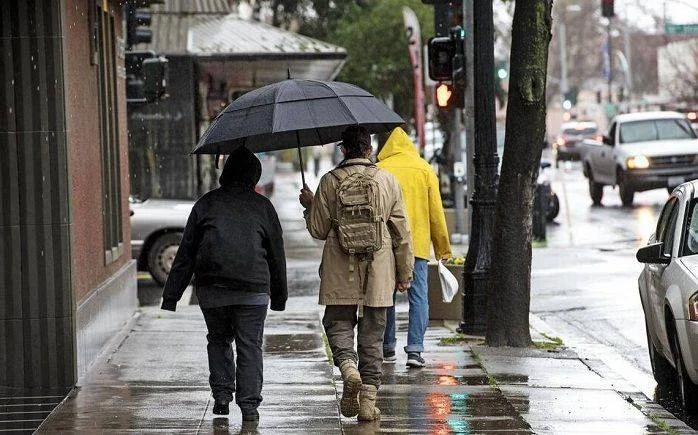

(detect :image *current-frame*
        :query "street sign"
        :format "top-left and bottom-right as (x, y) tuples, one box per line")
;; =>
(665, 23), (698, 35)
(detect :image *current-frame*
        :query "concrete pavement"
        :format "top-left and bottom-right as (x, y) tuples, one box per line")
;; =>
(36, 295), (693, 433)
(35, 167), (695, 433)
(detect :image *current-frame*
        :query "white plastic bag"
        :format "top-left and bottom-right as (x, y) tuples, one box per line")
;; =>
(438, 260), (459, 303)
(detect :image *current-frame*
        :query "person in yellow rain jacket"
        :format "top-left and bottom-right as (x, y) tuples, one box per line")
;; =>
(377, 126), (452, 368)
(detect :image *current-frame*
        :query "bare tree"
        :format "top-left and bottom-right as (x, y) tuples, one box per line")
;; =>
(660, 39), (698, 103)
(487, 0), (553, 347)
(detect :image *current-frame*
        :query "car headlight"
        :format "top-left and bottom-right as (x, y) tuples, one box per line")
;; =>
(690, 293), (698, 321)
(627, 155), (650, 169)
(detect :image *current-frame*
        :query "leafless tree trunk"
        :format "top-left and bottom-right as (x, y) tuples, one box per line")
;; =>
(662, 39), (698, 103)
(487, 0), (553, 347)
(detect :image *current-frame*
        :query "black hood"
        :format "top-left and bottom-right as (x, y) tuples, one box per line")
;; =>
(219, 147), (262, 189)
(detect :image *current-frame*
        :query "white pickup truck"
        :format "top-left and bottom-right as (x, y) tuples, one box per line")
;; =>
(583, 111), (698, 206)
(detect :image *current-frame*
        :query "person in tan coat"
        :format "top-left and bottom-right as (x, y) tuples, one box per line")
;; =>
(299, 126), (413, 421)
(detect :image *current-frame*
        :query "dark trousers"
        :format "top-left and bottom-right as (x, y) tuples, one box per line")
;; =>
(322, 305), (387, 387)
(201, 305), (267, 412)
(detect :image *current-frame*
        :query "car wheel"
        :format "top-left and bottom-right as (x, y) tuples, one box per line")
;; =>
(147, 232), (182, 287)
(646, 323), (674, 388)
(547, 192), (560, 222)
(617, 170), (634, 207)
(671, 329), (698, 412)
(588, 175), (603, 206)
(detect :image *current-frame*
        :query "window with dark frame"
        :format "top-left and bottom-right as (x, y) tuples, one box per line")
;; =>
(95, 1), (123, 264)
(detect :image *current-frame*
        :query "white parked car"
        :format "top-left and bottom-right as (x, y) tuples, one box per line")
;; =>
(583, 111), (698, 206)
(637, 180), (698, 411)
(130, 153), (277, 285)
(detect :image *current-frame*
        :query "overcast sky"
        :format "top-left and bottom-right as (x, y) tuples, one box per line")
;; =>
(621, 0), (698, 27)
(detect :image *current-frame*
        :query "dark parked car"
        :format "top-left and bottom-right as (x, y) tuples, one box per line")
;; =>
(554, 121), (600, 167)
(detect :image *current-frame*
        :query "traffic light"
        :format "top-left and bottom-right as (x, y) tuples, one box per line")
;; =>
(435, 83), (454, 110)
(450, 26), (465, 109)
(494, 60), (508, 107)
(126, 51), (168, 103)
(433, 0), (463, 37)
(428, 37), (455, 81)
(563, 87), (579, 107)
(125, 5), (153, 49)
(601, 0), (614, 18)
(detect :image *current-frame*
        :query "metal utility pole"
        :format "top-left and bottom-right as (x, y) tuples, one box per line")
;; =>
(559, 21), (569, 102)
(459, 0), (499, 335)
(451, 110), (466, 236)
(463, 0), (475, 236)
(433, 1), (466, 236)
(607, 19), (613, 102)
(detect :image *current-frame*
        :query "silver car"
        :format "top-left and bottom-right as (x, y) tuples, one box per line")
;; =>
(130, 153), (276, 285)
(637, 180), (698, 412)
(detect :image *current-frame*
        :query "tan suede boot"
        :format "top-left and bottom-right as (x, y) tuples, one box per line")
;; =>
(357, 384), (381, 421)
(339, 360), (362, 417)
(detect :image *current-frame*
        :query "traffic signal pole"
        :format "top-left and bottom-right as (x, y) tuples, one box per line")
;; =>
(463, 0), (475, 236)
(607, 19), (613, 103)
(458, 0), (499, 335)
(451, 105), (466, 237)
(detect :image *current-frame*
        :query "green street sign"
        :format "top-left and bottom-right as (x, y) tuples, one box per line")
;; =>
(665, 23), (698, 35)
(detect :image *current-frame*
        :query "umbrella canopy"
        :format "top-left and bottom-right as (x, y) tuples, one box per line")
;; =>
(191, 79), (404, 155)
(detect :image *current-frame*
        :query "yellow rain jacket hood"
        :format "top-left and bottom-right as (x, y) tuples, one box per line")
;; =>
(377, 127), (452, 260)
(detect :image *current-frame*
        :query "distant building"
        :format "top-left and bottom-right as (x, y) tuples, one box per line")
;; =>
(0, 0), (142, 422)
(127, 1), (346, 200)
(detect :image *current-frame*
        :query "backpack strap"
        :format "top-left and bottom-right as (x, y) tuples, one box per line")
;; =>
(363, 165), (379, 179)
(330, 163), (378, 179)
(357, 250), (374, 318)
(337, 161), (375, 169)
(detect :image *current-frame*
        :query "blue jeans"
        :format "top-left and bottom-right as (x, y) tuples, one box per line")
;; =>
(383, 259), (428, 354)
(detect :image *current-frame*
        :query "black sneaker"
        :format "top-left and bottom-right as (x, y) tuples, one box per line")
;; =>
(383, 349), (397, 363)
(406, 352), (425, 368)
(242, 409), (260, 422)
(212, 399), (230, 415)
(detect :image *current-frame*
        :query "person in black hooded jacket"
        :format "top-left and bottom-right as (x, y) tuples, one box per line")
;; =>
(161, 147), (287, 422)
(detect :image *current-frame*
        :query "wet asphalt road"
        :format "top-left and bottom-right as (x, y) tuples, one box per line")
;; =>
(536, 159), (698, 427)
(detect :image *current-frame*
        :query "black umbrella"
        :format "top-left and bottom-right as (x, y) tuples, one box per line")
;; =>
(191, 79), (404, 185)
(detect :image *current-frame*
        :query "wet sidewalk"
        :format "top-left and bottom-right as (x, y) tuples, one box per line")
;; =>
(37, 297), (694, 433)
(36, 169), (695, 433)
(340, 303), (694, 434)
(37, 295), (341, 433)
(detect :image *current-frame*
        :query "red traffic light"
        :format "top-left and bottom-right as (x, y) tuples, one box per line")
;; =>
(435, 83), (453, 109)
(601, 0), (614, 17)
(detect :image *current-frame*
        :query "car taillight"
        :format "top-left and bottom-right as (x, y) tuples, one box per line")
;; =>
(689, 293), (698, 321)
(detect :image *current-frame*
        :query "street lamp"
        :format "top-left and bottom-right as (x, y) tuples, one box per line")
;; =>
(459, 0), (499, 335)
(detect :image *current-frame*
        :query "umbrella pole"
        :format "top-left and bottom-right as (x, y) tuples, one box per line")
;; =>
(296, 133), (306, 187)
